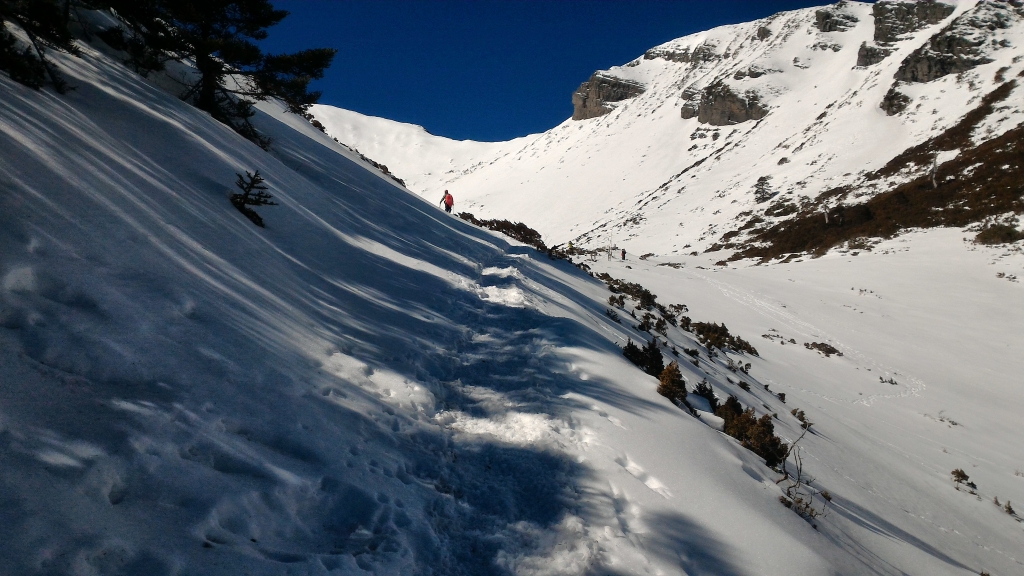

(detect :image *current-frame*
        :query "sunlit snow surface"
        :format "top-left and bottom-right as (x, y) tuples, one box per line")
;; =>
(314, 0), (1024, 253)
(2, 4), (1023, 576)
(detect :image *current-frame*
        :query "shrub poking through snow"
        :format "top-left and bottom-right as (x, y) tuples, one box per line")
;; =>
(657, 362), (688, 408)
(804, 342), (843, 357)
(622, 339), (643, 367)
(457, 213), (547, 250)
(604, 276), (659, 310)
(692, 322), (759, 356)
(692, 379), (720, 412)
(715, 396), (788, 468)
(622, 338), (664, 376)
(637, 312), (656, 332)
(231, 170), (277, 227)
(1005, 501), (1015, 515)
(791, 408), (812, 430)
(641, 338), (665, 377)
(951, 468), (970, 487)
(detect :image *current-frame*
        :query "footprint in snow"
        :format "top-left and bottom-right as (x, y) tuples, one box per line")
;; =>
(614, 455), (672, 498)
(590, 404), (627, 429)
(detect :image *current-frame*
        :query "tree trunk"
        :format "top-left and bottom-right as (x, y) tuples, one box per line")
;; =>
(195, 52), (219, 116)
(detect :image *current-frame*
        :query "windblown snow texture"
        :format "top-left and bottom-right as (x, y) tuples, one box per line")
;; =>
(2, 3), (1023, 576)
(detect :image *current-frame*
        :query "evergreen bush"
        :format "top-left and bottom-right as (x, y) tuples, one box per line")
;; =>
(657, 362), (688, 408)
(692, 379), (720, 412)
(622, 339), (643, 367)
(640, 338), (664, 377)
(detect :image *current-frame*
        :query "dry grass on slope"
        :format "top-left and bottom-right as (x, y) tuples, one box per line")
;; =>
(733, 81), (1023, 262)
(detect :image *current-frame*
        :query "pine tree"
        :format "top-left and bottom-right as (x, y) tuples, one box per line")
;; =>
(641, 338), (664, 377)
(951, 468), (969, 487)
(715, 396), (787, 468)
(0, 0), (80, 91)
(622, 339), (643, 367)
(100, 0), (176, 76)
(657, 362), (687, 407)
(231, 170), (276, 227)
(107, 0), (335, 147)
(692, 379), (720, 412)
(744, 414), (787, 468)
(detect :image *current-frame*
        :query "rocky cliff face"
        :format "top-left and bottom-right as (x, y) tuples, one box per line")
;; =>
(894, 1), (1021, 82)
(814, 3), (859, 32)
(873, 0), (955, 43)
(571, 73), (645, 120)
(643, 42), (719, 64)
(856, 42), (895, 66)
(681, 83), (768, 126)
(856, 1), (954, 67)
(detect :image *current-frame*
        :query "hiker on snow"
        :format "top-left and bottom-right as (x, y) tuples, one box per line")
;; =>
(440, 190), (454, 213)
(621, 249), (626, 261)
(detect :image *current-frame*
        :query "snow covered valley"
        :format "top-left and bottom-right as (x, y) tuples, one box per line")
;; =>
(2, 2), (1024, 575)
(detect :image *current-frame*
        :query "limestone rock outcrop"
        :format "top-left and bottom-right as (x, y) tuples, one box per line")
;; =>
(815, 4), (859, 33)
(682, 83), (768, 126)
(856, 42), (896, 66)
(893, 1), (1020, 82)
(572, 74), (645, 120)
(872, 0), (955, 43)
(856, 1), (954, 68)
(643, 42), (719, 64)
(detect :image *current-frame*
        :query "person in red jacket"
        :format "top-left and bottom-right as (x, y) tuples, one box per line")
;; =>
(440, 190), (454, 213)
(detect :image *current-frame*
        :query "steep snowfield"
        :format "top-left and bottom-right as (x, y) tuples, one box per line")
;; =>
(314, 0), (1024, 254)
(302, 1), (1024, 574)
(3, 4), (1023, 576)
(0, 15), (867, 576)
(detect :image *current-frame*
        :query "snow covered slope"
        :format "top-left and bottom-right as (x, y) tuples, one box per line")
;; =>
(303, 1), (1024, 574)
(314, 0), (1024, 257)
(3, 5), (1022, 576)
(0, 13), (875, 576)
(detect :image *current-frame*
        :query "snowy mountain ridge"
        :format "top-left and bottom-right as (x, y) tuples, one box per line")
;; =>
(313, 0), (1024, 259)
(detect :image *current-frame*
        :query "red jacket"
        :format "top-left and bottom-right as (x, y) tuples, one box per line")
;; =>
(443, 193), (454, 207)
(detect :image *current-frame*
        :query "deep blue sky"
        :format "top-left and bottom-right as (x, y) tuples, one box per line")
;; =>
(262, 1), (829, 141)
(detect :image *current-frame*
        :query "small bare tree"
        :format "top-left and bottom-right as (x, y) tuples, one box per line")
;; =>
(231, 170), (277, 227)
(777, 428), (830, 523)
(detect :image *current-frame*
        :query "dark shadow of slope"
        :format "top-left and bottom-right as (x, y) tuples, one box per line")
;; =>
(826, 497), (973, 573)
(637, 510), (747, 576)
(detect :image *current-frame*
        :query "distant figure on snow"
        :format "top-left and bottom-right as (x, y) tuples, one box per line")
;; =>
(440, 190), (454, 213)
(621, 249), (626, 261)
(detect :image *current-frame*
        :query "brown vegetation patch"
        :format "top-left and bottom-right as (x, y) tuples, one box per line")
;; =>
(804, 342), (843, 357)
(457, 212), (547, 250)
(733, 82), (1023, 261)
